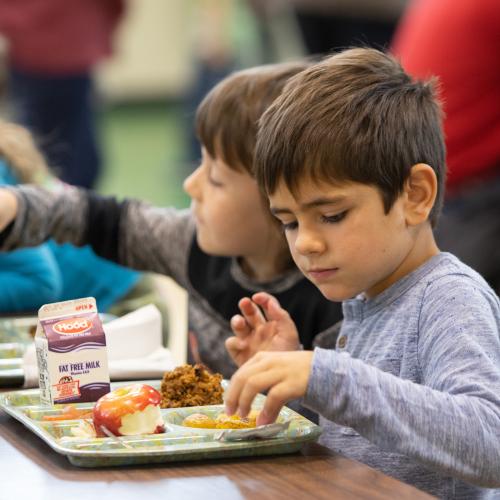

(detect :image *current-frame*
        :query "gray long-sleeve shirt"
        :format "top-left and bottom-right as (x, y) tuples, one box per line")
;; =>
(304, 253), (500, 499)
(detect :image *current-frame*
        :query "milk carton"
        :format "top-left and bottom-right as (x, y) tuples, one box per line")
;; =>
(35, 297), (110, 405)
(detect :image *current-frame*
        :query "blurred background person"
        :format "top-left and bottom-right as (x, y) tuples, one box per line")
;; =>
(0, 119), (144, 315)
(183, 0), (284, 168)
(0, 0), (125, 188)
(184, 0), (236, 167)
(392, 0), (500, 293)
(251, 0), (408, 58)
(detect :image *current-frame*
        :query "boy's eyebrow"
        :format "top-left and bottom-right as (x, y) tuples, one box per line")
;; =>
(271, 196), (347, 215)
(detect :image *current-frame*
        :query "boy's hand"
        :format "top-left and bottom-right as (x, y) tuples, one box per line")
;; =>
(225, 350), (314, 426)
(226, 292), (301, 367)
(0, 188), (18, 232)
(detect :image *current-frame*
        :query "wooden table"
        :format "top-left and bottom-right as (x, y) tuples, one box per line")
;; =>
(0, 409), (433, 500)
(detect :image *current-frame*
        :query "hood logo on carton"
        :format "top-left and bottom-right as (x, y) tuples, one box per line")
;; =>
(53, 318), (93, 335)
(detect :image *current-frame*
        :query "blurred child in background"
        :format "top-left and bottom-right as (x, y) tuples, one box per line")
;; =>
(0, 121), (61, 310)
(0, 119), (144, 314)
(0, 0), (125, 188)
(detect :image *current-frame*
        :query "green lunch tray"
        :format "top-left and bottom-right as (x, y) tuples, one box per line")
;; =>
(0, 380), (322, 467)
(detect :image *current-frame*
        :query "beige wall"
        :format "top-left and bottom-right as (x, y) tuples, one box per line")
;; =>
(97, 0), (194, 101)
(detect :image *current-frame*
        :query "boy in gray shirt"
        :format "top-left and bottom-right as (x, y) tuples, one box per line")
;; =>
(225, 48), (500, 499)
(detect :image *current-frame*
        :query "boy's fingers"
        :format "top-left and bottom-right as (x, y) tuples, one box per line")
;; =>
(238, 297), (266, 328)
(224, 381), (240, 416)
(252, 293), (288, 322)
(234, 374), (267, 418)
(257, 383), (289, 426)
(225, 336), (247, 354)
(266, 296), (290, 322)
(255, 321), (278, 348)
(251, 292), (273, 311)
(225, 357), (265, 415)
(230, 314), (251, 337)
(251, 292), (274, 303)
(235, 368), (282, 419)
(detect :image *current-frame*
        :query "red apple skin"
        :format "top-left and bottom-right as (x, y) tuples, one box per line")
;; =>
(93, 384), (163, 437)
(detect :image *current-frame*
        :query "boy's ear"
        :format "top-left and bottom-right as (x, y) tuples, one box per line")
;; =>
(403, 163), (437, 226)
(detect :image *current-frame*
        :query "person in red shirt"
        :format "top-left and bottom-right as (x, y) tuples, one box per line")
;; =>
(392, 0), (500, 292)
(0, 0), (124, 188)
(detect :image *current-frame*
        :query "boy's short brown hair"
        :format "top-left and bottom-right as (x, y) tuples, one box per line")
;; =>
(255, 48), (446, 226)
(195, 61), (310, 176)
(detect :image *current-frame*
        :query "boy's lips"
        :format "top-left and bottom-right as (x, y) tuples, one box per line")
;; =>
(307, 268), (339, 282)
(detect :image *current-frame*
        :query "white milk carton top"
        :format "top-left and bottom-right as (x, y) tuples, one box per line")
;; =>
(35, 297), (110, 405)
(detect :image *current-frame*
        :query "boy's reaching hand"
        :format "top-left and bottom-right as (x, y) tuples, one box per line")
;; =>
(226, 292), (301, 367)
(0, 189), (18, 232)
(225, 350), (314, 426)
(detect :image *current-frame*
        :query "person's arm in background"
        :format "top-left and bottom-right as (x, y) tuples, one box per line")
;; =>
(0, 122), (64, 312)
(0, 185), (195, 285)
(0, 246), (62, 312)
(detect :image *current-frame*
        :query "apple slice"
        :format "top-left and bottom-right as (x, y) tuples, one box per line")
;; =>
(93, 384), (165, 437)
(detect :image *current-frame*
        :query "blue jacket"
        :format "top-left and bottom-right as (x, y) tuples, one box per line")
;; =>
(0, 160), (139, 312)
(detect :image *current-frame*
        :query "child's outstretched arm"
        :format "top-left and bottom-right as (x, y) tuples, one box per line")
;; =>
(225, 292), (301, 366)
(225, 350), (314, 426)
(0, 184), (194, 283)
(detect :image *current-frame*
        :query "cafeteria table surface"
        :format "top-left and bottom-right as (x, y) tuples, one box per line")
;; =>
(0, 400), (434, 500)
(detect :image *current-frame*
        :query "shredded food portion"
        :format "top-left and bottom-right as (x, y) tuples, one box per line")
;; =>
(160, 364), (223, 408)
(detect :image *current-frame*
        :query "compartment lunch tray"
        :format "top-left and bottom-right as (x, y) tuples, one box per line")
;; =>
(0, 380), (322, 467)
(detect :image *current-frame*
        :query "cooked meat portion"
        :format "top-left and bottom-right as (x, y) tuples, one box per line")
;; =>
(160, 364), (223, 408)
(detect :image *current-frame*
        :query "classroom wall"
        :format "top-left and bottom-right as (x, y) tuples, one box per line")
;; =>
(97, 0), (194, 102)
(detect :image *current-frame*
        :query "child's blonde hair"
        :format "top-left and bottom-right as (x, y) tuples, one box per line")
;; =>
(0, 120), (48, 183)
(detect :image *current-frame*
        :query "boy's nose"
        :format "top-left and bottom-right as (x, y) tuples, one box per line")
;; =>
(294, 228), (325, 256)
(183, 166), (202, 199)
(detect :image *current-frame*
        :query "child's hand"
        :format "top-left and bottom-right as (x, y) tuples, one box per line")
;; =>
(225, 350), (314, 426)
(226, 292), (301, 367)
(0, 189), (18, 232)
